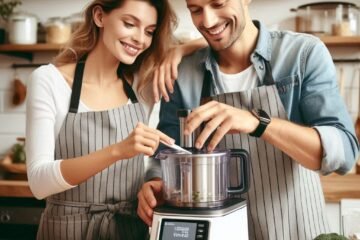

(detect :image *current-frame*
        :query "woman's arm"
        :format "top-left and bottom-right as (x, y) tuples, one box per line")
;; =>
(26, 68), (174, 199)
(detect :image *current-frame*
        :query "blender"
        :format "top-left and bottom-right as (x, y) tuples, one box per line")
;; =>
(149, 110), (250, 240)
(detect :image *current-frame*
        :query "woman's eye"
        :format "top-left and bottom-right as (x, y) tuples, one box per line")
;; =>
(146, 31), (155, 37)
(124, 21), (134, 28)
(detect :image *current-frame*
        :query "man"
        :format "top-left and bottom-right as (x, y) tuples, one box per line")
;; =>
(137, 0), (360, 239)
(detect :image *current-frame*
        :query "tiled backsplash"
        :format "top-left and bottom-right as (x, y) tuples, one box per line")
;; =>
(0, 53), (55, 158)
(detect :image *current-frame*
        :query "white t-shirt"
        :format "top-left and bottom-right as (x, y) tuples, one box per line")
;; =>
(26, 64), (154, 199)
(219, 65), (258, 92)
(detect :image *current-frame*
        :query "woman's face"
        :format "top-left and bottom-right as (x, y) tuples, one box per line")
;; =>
(97, 1), (158, 64)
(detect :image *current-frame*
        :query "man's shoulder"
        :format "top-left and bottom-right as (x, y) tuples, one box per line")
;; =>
(270, 30), (323, 49)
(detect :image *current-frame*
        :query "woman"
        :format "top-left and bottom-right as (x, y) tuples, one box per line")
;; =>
(26, 0), (177, 239)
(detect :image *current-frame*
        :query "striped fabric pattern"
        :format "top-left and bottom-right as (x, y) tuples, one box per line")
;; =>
(37, 103), (149, 240)
(214, 85), (330, 240)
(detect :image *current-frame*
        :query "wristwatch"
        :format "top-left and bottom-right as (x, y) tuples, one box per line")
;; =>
(249, 109), (271, 138)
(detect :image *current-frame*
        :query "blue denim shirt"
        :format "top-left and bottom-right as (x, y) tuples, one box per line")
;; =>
(146, 21), (359, 180)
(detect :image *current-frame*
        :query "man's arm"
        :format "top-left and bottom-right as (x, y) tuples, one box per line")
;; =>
(185, 41), (359, 175)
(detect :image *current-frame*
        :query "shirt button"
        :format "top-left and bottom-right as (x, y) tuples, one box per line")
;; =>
(259, 65), (264, 70)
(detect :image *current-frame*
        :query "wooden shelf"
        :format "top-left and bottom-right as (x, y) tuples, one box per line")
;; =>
(0, 43), (63, 52)
(0, 43), (63, 61)
(0, 180), (33, 198)
(320, 36), (360, 47)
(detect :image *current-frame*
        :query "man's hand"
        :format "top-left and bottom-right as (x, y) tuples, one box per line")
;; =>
(137, 179), (164, 226)
(185, 101), (259, 151)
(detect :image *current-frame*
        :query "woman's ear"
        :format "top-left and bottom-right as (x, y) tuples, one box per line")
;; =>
(93, 5), (104, 27)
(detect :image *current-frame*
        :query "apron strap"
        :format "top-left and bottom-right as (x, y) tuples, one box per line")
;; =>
(117, 68), (138, 104)
(264, 60), (276, 86)
(200, 70), (212, 104)
(69, 56), (86, 113)
(68, 57), (139, 113)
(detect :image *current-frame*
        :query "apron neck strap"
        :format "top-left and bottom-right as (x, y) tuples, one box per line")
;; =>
(264, 60), (275, 86)
(117, 68), (138, 104)
(69, 56), (86, 113)
(68, 57), (138, 113)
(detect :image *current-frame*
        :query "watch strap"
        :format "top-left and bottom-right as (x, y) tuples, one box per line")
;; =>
(249, 109), (270, 138)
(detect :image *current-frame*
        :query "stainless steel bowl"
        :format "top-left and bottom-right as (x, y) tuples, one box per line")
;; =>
(157, 148), (249, 208)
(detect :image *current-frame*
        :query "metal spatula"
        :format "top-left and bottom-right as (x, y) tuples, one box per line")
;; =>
(160, 140), (192, 154)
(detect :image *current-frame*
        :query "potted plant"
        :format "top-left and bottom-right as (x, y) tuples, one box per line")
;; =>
(0, 0), (22, 44)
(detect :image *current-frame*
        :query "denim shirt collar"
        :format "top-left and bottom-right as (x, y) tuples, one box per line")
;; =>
(200, 20), (273, 94)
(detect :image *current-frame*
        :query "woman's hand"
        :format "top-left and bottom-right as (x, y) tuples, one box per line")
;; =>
(116, 122), (174, 159)
(152, 45), (184, 103)
(153, 38), (208, 103)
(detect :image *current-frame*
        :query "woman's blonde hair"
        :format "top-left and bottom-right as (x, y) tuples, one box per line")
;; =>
(54, 0), (177, 99)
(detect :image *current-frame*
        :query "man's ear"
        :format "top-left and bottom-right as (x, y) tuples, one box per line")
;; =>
(93, 5), (104, 27)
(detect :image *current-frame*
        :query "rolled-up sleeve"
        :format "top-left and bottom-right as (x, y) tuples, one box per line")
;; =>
(301, 41), (359, 175)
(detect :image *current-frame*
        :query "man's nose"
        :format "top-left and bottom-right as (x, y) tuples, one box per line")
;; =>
(202, 8), (217, 28)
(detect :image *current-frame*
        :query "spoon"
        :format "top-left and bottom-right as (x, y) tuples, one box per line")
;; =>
(160, 140), (192, 154)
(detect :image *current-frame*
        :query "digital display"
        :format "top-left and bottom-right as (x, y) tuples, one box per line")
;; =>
(161, 221), (197, 240)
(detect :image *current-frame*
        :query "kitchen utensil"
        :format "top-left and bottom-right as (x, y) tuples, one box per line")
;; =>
(12, 77), (26, 105)
(160, 140), (192, 154)
(157, 148), (249, 208)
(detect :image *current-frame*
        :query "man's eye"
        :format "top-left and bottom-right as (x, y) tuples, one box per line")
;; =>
(189, 8), (201, 14)
(212, 1), (225, 8)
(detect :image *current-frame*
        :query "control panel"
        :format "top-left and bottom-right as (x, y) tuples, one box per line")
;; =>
(159, 219), (209, 240)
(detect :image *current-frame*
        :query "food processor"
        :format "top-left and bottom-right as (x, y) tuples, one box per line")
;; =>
(150, 110), (250, 240)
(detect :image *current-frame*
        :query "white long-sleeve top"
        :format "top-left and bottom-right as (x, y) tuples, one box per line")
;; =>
(26, 64), (154, 199)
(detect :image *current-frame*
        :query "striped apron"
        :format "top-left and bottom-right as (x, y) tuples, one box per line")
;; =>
(37, 59), (149, 240)
(201, 61), (330, 240)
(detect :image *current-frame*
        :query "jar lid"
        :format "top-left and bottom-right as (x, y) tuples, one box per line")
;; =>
(9, 11), (38, 21)
(296, 1), (359, 10)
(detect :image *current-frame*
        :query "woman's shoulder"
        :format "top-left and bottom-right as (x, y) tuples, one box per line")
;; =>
(29, 63), (75, 86)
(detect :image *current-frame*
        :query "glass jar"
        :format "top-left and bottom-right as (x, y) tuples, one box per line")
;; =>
(292, 1), (359, 36)
(65, 12), (84, 33)
(45, 17), (71, 44)
(8, 12), (38, 44)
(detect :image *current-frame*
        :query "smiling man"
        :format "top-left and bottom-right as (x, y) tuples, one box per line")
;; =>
(137, 0), (360, 239)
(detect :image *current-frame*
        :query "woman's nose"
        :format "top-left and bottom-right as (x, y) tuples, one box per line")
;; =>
(132, 29), (145, 44)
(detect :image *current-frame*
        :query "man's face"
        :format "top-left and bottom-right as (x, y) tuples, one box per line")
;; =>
(186, 0), (246, 51)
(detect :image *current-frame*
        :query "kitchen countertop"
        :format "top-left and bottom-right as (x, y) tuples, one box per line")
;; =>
(1, 174), (360, 202)
(0, 180), (33, 198)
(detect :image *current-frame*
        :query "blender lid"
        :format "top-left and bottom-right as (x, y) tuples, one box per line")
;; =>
(158, 148), (229, 157)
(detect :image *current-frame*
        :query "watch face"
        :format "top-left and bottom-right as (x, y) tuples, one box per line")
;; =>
(256, 109), (271, 123)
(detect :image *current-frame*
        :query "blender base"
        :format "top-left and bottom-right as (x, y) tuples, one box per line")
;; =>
(150, 198), (248, 240)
